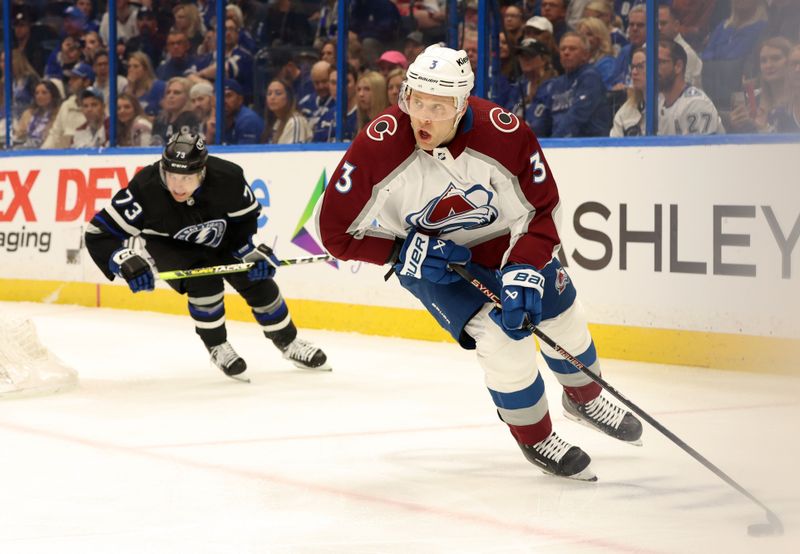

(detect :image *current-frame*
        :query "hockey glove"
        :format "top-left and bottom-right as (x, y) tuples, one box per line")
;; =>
(109, 248), (155, 293)
(395, 230), (471, 284)
(234, 242), (280, 281)
(489, 264), (544, 340)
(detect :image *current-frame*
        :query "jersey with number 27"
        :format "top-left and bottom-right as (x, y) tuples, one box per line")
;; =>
(658, 86), (725, 135)
(317, 96), (563, 271)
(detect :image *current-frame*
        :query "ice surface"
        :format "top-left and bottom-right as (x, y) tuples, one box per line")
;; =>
(0, 301), (798, 553)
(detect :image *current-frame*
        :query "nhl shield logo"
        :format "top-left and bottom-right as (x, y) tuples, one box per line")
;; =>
(406, 183), (498, 234)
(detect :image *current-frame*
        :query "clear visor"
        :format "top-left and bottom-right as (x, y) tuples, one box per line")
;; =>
(398, 83), (460, 122)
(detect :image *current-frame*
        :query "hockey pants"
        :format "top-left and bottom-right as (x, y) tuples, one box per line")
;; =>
(399, 259), (602, 446)
(145, 240), (296, 350)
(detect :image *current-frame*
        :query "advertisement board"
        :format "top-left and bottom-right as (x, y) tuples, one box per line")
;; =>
(1, 142), (797, 369)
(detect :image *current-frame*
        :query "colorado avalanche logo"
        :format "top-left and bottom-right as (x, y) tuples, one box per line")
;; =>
(366, 114), (398, 141)
(489, 107), (520, 133)
(174, 219), (227, 248)
(555, 266), (570, 296)
(405, 183), (498, 234)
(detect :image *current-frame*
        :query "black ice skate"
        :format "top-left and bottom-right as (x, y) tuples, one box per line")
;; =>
(208, 342), (247, 378)
(280, 338), (331, 371)
(562, 392), (643, 446)
(517, 431), (596, 481)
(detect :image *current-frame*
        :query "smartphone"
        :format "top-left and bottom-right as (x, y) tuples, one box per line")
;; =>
(731, 92), (746, 110)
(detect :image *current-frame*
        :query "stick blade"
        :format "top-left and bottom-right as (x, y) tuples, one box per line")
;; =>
(747, 511), (784, 537)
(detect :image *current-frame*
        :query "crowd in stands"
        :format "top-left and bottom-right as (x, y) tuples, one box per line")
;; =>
(0, 1), (798, 149)
(489, 0), (799, 137)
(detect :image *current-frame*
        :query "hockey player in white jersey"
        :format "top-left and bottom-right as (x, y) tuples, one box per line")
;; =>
(657, 40), (724, 135)
(318, 45), (643, 481)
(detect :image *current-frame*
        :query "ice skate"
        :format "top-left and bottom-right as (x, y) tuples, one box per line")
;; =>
(208, 342), (248, 379)
(517, 431), (596, 481)
(280, 338), (331, 371)
(562, 391), (643, 446)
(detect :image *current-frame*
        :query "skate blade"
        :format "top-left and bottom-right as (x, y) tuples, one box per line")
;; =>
(540, 466), (598, 482)
(227, 374), (251, 383)
(563, 410), (643, 447)
(293, 361), (333, 372)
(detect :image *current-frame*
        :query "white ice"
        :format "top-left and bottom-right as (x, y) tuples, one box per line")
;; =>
(0, 300), (798, 554)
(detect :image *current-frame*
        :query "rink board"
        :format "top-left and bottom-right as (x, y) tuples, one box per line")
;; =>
(0, 141), (798, 372)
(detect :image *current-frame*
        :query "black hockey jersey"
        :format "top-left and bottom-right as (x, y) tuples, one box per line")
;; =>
(85, 156), (261, 280)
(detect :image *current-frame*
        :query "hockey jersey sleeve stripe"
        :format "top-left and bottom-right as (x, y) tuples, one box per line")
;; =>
(100, 206), (141, 237)
(228, 198), (260, 219)
(142, 228), (171, 237)
(85, 218), (125, 241)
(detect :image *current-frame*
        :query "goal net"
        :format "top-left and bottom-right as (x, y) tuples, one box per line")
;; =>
(0, 318), (78, 397)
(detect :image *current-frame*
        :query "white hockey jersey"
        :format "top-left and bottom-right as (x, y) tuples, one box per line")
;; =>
(658, 86), (725, 136)
(318, 97), (563, 271)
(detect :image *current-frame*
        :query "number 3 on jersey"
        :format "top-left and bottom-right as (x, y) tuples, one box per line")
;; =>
(113, 188), (143, 221)
(530, 151), (547, 184)
(335, 161), (356, 193)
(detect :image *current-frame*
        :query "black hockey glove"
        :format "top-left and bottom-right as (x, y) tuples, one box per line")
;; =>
(109, 248), (155, 293)
(233, 242), (280, 281)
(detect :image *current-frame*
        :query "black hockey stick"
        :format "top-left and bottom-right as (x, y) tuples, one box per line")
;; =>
(157, 254), (334, 280)
(448, 263), (783, 537)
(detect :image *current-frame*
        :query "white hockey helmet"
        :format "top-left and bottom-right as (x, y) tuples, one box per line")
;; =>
(399, 44), (474, 121)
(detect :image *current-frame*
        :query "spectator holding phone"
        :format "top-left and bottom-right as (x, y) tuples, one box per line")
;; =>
(728, 37), (794, 133)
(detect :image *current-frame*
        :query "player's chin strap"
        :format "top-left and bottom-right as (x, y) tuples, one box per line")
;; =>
(448, 262), (784, 537)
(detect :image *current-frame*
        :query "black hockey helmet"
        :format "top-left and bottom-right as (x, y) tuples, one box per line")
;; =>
(161, 132), (208, 174)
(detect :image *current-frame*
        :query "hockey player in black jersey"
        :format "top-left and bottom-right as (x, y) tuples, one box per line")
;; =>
(84, 132), (330, 377)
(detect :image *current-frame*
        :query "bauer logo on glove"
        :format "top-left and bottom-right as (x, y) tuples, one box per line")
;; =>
(395, 229), (471, 284)
(489, 264), (545, 340)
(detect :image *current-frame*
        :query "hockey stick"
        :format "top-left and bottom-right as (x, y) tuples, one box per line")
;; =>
(157, 254), (334, 281)
(448, 263), (783, 537)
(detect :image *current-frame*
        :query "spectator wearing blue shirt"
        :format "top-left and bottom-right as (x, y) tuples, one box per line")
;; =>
(611, 4), (647, 88)
(123, 51), (166, 118)
(225, 4), (258, 54)
(508, 38), (560, 118)
(222, 79), (264, 145)
(702, 0), (769, 63)
(614, 0), (646, 32)
(577, 17), (618, 89)
(351, 0), (402, 44)
(527, 32), (612, 137)
(157, 31), (204, 81)
(44, 36), (83, 83)
(298, 61), (334, 129)
(75, 0), (101, 33)
(541, 0), (574, 45)
(194, 19), (254, 103)
(63, 6), (90, 39)
(314, 66), (358, 142)
(126, 8), (165, 70)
